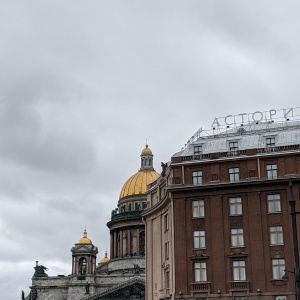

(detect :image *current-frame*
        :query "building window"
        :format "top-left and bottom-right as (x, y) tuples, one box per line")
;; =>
(194, 145), (202, 155)
(229, 141), (239, 152)
(195, 262), (207, 282)
(275, 297), (287, 300)
(164, 214), (169, 232)
(229, 197), (242, 215)
(267, 194), (281, 213)
(192, 171), (202, 185)
(165, 241), (169, 260)
(233, 261), (246, 281)
(270, 226), (283, 245)
(229, 167), (239, 182)
(135, 202), (140, 211)
(266, 137), (276, 147)
(193, 200), (204, 217)
(194, 231), (205, 249)
(272, 259), (285, 279)
(266, 163), (277, 179)
(142, 202), (147, 210)
(79, 257), (87, 275)
(128, 203), (132, 211)
(231, 229), (244, 247)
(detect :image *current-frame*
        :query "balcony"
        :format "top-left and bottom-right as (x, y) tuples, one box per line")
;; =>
(110, 210), (142, 221)
(158, 288), (170, 299)
(229, 281), (250, 291)
(191, 282), (211, 292)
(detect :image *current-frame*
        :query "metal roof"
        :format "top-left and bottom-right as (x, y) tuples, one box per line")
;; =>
(175, 121), (300, 157)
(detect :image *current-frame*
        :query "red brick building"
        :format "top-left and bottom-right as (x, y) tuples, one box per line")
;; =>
(143, 120), (300, 300)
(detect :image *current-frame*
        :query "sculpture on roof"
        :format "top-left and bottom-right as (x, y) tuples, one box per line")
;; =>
(161, 162), (167, 177)
(33, 261), (48, 278)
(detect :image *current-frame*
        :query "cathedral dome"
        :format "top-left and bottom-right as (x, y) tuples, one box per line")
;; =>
(119, 169), (159, 199)
(119, 144), (159, 199)
(77, 229), (92, 244)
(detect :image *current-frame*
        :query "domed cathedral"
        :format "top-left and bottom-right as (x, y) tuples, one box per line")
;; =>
(105, 144), (159, 270)
(25, 145), (159, 300)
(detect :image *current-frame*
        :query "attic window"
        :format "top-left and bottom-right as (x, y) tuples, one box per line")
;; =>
(194, 145), (202, 155)
(237, 127), (246, 134)
(266, 137), (276, 147)
(229, 141), (238, 152)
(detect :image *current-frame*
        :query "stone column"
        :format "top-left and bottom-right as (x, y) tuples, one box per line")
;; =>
(127, 228), (131, 255)
(113, 230), (117, 258)
(110, 231), (114, 259)
(136, 228), (140, 255)
(120, 230), (123, 256)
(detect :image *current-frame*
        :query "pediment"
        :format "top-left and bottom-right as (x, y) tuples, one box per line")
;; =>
(72, 244), (93, 252)
(83, 277), (145, 300)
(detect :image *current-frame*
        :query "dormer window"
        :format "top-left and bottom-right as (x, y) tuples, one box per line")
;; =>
(266, 137), (276, 147)
(194, 145), (202, 155)
(229, 141), (238, 152)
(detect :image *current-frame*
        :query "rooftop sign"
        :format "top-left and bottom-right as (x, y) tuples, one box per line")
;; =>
(182, 107), (300, 150)
(211, 107), (299, 128)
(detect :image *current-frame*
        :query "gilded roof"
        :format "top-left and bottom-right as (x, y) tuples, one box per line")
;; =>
(119, 169), (159, 199)
(99, 251), (110, 264)
(141, 144), (153, 156)
(77, 229), (92, 244)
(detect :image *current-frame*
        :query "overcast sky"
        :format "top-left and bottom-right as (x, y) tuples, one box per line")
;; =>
(1, 1), (300, 299)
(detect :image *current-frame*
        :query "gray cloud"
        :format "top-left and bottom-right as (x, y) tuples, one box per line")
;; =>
(0, 1), (300, 299)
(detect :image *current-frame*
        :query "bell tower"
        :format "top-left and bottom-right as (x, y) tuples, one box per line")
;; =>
(71, 229), (98, 279)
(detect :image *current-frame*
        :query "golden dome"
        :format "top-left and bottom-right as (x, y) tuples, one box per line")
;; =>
(77, 229), (92, 244)
(99, 251), (110, 264)
(119, 169), (159, 199)
(141, 144), (153, 156)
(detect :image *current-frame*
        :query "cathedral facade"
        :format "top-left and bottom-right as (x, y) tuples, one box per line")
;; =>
(26, 145), (159, 300)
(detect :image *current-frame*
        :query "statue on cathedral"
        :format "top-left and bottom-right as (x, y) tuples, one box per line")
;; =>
(111, 207), (119, 217)
(33, 261), (48, 278)
(79, 258), (87, 275)
(133, 263), (140, 274)
(85, 282), (90, 294)
(29, 288), (37, 300)
(161, 162), (167, 177)
(21, 290), (25, 300)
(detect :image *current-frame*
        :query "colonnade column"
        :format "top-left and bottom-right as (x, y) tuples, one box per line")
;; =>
(120, 230), (123, 256)
(110, 231), (114, 259)
(127, 228), (131, 255)
(136, 228), (140, 255)
(113, 231), (117, 258)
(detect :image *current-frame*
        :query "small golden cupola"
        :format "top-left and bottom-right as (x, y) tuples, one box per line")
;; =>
(99, 250), (110, 264)
(77, 229), (92, 244)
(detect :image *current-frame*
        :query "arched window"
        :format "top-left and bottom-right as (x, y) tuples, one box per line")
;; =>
(79, 257), (87, 275)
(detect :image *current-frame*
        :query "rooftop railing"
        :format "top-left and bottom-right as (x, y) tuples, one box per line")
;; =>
(169, 174), (300, 189)
(181, 144), (300, 162)
(110, 210), (142, 221)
